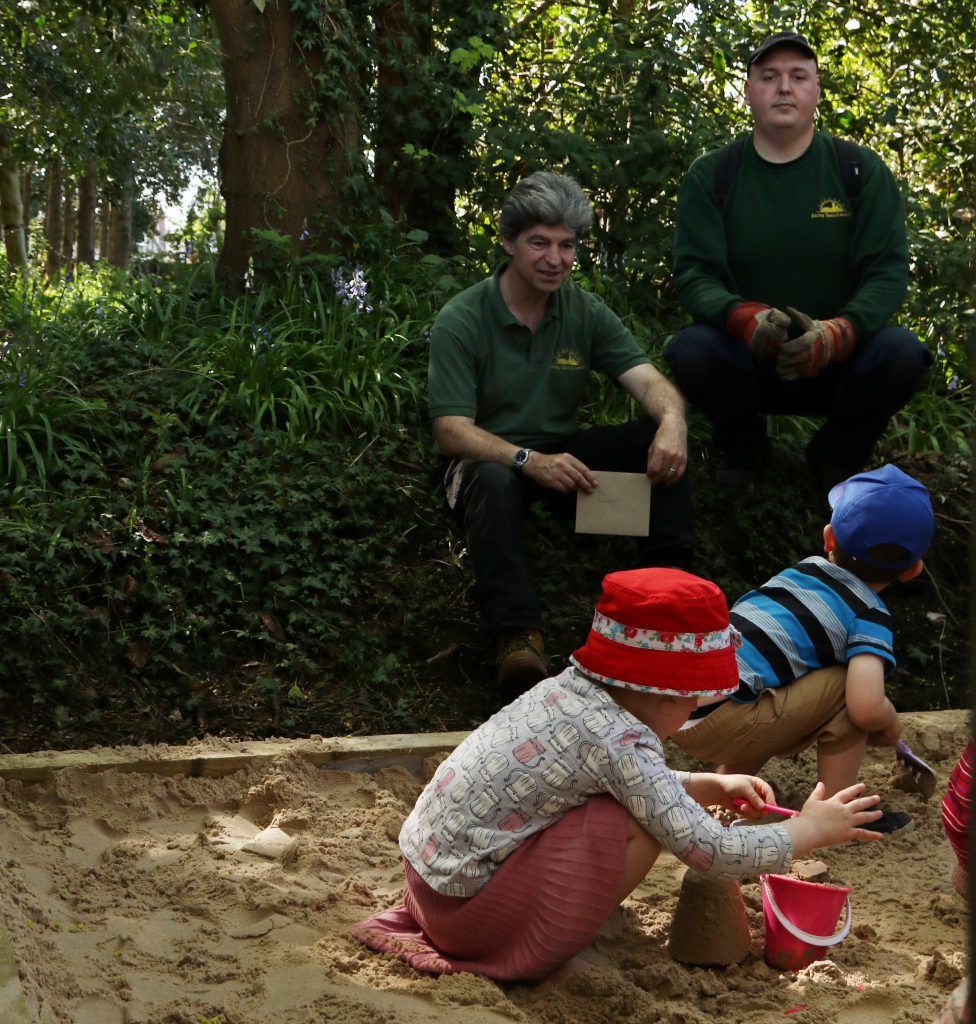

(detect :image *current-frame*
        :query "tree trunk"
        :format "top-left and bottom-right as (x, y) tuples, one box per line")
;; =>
(22, 168), (32, 253)
(0, 125), (28, 274)
(373, 0), (458, 250)
(108, 194), (133, 268)
(374, 0), (420, 220)
(62, 183), (76, 276)
(209, 0), (362, 294)
(99, 192), (110, 260)
(77, 161), (97, 265)
(374, 0), (500, 255)
(45, 162), (64, 279)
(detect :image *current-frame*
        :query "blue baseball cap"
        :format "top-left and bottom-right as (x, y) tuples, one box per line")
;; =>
(827, 464), (934, 572)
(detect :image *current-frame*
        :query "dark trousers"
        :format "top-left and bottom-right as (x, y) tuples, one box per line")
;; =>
(663, 324), (932, 472)
(444, 421), (695, 639)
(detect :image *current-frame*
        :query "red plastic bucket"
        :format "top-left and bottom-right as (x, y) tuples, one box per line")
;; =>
(761, 874), (853, 970)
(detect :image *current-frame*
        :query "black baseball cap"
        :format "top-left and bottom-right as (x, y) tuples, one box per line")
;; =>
(747, 32), (817, 69)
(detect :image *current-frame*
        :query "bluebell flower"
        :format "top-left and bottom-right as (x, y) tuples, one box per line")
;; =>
(250, 323), (271, 356)
(331, 266), (372, 313)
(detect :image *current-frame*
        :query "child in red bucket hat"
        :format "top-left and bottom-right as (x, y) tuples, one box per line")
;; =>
(352, 568), (884, 982)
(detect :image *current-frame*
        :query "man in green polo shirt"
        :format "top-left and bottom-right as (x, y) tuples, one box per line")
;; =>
(428, 171), (693, 698)
(665, 31), (931, 492)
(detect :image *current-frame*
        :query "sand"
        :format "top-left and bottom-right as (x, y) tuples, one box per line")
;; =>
(0, 709), (968, 1024)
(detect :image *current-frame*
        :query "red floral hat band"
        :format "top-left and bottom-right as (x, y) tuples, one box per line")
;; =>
(588, 611), (740, 654)
(570, 568), (741, 697)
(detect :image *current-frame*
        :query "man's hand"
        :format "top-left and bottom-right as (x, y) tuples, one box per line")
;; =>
(644, 414), (688, 485)
(615, 364), (688, 485)
(725, 302), (791, 360)
(777, 307), (856, 380)
(433, 417), (598, 494)
(524, 451), (599, 494)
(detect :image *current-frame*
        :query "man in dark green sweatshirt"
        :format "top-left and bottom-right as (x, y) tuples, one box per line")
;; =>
(664, 31), (931, 492)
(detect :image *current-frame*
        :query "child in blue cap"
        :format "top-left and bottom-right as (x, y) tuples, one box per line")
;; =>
(674, 463), (935, 837)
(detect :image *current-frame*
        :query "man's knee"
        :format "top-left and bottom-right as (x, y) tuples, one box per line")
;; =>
(664, 325), (724, 381)
(460, 460), (522, 503)
(664, 325), (754, 411)
(855, 326), (933, 391)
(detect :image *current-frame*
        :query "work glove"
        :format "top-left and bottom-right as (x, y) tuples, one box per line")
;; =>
(776, 307), (856, 381)
(725, 302), (791, 361)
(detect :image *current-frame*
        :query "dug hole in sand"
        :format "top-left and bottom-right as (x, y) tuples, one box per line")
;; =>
(0, 709), (968, 1024)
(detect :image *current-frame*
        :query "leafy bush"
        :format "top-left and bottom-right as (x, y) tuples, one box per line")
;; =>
(0, 251), (970, 753)
(0, 276), (109, 486)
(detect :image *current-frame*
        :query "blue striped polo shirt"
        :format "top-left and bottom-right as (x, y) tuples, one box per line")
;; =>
(729, 556), (895, 701)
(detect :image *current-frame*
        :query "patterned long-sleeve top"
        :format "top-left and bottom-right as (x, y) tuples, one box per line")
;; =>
(400, 668), (792, 897)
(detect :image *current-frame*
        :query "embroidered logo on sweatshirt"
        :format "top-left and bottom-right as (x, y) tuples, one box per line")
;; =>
(812, 198), (851, 220)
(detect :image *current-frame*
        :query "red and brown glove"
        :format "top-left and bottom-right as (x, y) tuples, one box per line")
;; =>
(776, 307), (856, 381)
(725, 302), (791, 361)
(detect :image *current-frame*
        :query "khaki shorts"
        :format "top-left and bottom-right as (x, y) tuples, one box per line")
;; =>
(673, 667), (863, 766)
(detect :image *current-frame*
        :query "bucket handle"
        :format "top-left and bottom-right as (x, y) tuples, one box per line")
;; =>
(762, 877), (852, 948)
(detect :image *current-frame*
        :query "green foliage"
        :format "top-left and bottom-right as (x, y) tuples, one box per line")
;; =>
(1, 1), (973, 748)
(0, 256), (469, 745)
(0, 275), (109, 486)
(0, 256), (969, 754)
(4, 0), (971, 400)
(1, 1), (222, 199)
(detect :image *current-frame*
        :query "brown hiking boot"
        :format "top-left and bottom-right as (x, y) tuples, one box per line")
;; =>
(495, 629), (547, 699)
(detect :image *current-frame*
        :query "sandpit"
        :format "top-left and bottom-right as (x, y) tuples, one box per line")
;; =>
(0, 710), (968, 1024)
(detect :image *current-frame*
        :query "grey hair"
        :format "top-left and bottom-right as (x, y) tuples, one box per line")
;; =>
(499, 171), (594, 241)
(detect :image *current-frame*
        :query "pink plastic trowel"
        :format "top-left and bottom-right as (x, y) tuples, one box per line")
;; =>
(732, 798), (799, 818)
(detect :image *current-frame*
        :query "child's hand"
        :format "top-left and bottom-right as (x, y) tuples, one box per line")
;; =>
(785, 782), (883, 854)
(867, 719), (902, 747)
(684, 772), (776, 811)
(717, 774), (776, 814)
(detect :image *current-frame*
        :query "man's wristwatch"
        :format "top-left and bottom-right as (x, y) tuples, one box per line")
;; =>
(512, 448), (532, 472)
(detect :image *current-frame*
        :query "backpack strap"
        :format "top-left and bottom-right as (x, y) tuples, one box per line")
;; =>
(713, 137), (746, 209)
(713, 134), (862, 210)
(832, 137), (862, 201)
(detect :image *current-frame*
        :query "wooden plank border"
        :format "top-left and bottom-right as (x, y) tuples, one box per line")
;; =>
(2, 712), (965, 784)
(0, 732), (470, 784)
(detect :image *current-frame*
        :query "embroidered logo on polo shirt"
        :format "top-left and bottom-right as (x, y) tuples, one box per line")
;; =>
(812, 198), (850, 220)
(551, 348), (584, 370)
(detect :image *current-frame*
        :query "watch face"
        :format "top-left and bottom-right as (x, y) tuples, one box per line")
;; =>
(513, 448), (529, 470)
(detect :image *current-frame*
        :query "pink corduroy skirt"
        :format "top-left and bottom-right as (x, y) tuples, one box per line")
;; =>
(351, 794), (628, 981)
